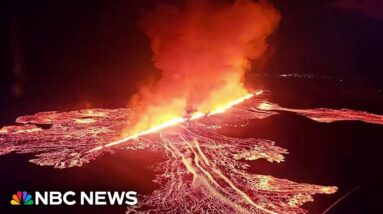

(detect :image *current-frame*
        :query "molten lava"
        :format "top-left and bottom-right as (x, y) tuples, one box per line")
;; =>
(2, 91), (383, 213)
(89, 93), (256, 152)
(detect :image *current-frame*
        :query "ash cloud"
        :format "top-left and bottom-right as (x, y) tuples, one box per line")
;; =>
(126, 0), (280, 135)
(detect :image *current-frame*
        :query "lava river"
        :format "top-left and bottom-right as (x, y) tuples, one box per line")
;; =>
(1, 92), (383, 213)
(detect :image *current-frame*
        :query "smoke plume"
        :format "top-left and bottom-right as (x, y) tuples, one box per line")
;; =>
(125, 0), (280, 136)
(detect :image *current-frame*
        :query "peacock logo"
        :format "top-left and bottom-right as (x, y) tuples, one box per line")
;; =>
(10, 191), (34, 205)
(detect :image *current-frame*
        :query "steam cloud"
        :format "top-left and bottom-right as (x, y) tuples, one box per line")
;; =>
(125, 0), (280, 135)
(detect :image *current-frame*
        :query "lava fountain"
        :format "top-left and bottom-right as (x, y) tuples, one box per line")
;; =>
(124, 0), (280, 138)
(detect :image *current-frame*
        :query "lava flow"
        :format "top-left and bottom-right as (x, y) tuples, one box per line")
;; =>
(258, 101), (383, 125)
(3, 0), (383, 212)
(1, 91), (383, 213)
(0, 92), (350, 213)
(89, 93), (255, 153)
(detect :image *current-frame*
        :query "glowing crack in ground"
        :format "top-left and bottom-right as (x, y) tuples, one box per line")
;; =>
(1, 92), (382, 213)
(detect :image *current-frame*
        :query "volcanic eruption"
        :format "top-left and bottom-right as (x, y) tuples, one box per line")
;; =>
(123, 0), (280, 138)
(3, 0), (383, 213)
(3, 89), (383, 213)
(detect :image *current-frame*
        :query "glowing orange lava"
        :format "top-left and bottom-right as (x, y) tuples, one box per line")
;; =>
(0, 91), (356, 213)
(89, 92), (257, 152)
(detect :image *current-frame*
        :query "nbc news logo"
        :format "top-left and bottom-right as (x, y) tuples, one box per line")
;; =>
(8, 190), (137, 206)
(10, 191), (34, 205)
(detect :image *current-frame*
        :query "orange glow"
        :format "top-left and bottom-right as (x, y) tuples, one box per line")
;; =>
(181, 90), (262, 121)
(0, 90), (341, 213)
(208, 93), (254, 115)
(124, 0), (280, 144)
(196, 81), (250, 115)
(0, 126), (43, 134)
(14, 128), (42, 134)
(258, 102), (274, 111)
(82, 109), (104, 117)
(89, 116), (186, 152)
(190, 112), (205, 120)
(74, 118), (96, 124)
(89, 93), (255, 152)
(89, 0), (280, 153)
(0, 127), (9, 134)
(321, 186), (338, 194)
(255, 90), (264, 96)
